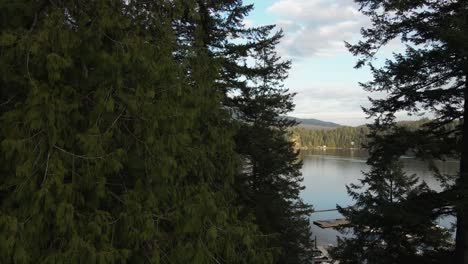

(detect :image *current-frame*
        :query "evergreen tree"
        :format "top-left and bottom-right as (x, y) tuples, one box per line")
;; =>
(343, 0), (468, 262)
(230, 28), (314, 263)
(0, 1), (273, 263)
(179, 1), (315, 262)
(331, 126), (452, 263)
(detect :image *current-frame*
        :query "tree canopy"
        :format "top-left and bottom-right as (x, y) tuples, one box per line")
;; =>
(0, 1), (311, 263)
(334, 0), (468, 262)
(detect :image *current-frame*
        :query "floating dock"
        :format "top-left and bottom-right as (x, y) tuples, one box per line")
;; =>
(313, 218), (349, 229)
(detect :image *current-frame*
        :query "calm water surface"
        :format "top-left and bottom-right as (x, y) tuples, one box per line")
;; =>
(300, 149), (459, 246)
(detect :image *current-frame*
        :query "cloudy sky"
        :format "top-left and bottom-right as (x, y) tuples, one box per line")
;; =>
(244, 0), (406, 126)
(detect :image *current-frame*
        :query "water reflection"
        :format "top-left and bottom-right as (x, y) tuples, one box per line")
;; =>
(300, 149), (459, 246)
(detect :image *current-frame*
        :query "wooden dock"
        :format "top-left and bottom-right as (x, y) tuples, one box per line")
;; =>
(311, 206), (351, 214)
(312, 208), (339, 213)
(313, 218), (349, 229)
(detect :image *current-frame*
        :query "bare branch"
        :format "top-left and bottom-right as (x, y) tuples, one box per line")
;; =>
(41, 151), (51, 187)
(0, 95), (17, 107)
(53, 145), (113, 160)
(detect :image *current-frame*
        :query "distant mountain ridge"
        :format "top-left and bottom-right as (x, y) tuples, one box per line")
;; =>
(286, 117), (341, 129)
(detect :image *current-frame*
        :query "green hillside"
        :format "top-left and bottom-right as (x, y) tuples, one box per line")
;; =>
(291, 118), (435, 149)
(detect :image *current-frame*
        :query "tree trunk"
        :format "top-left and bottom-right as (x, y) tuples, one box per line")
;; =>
(455, 77), (468, 264)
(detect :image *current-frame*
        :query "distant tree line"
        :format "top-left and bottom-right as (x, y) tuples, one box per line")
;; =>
(291, 119), (442, 149)
(292, 126), (371, 149)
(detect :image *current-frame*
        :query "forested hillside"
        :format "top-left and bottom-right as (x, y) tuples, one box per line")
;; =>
(292, 126), (370, 149)
(292, 119), (436, 149)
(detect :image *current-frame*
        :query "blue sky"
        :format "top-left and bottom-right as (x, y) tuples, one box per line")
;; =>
(244, 0), (405, 126)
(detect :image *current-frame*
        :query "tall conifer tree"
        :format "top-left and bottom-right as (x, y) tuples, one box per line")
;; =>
(179, 1), (315, 262)
(331, 127), (452, 263)
(339, 0), (468, 262)
(0, 1), (273, 262)
(230, 28), (314, 263)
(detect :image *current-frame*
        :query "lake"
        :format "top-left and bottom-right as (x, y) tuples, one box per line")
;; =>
(299, 149), (460, 246)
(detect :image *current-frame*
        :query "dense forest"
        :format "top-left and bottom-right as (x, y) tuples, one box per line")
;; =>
(292, 126), (370, 149)
(291, 119), (436, 149)
(0, 1), (311, 263)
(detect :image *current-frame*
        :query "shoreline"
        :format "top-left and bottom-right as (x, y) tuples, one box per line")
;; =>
(298, 147), (365, 150)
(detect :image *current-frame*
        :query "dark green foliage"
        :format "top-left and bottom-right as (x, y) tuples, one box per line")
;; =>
(337, 0), (468, 262)
(0, 0), (313, 263)
(0, 1), (274, 263)
(229, 27), (314, 264)
(180, 1), (315, 262)
(331, 127), (452, 263)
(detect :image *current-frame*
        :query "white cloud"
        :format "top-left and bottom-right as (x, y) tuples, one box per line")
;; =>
(261, 0), (409, 125)
(290, 84), (432, 126)
(268, 0), (360, 23)
(289, 84), (370, 125)
(268, 0), (368, 58)
(277, 19), (301, 32)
